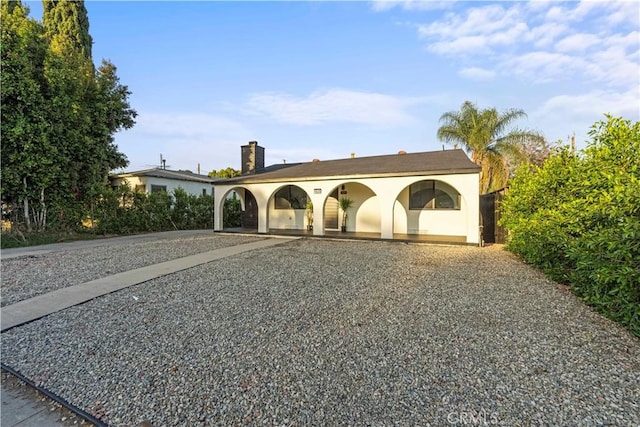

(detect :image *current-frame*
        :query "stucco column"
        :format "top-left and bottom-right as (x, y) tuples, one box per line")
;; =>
(379, 198), (395, 239)
(213, 188), (225, 231)
(311, 194), (325, 236)
(465, 175), (480, 245)
(257, 196), (269, 233)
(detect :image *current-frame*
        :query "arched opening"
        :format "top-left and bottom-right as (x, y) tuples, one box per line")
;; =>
(221, 187), (258, 231)
(268, 184), (312, 231)
(394, 179), (466, 240)
(409, 180), (461, 210)
(324, 182), (379, 233)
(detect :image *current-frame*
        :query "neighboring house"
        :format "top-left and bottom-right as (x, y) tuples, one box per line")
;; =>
(109, 168), (216, 196)
(213, 141), (481, 245)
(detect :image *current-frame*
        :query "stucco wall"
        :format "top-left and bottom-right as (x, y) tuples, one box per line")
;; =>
(111, 176), (144, 189)
(393, 187), (469, 236)
(342, 183), (380, 233)
(113, 176), (212, 197)
(268, 201), (307, 230)
(214, 171), (479, 244)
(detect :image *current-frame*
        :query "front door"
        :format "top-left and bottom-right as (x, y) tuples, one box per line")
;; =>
(324, 188), (339, 230)
(241, 191), (258, 229)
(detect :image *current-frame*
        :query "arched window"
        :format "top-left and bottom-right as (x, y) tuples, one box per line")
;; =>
(274, 185), (308, 209)
(409, 180), (460, 210)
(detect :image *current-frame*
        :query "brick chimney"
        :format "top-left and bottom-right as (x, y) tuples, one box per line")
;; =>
(241, 141), (265, 175)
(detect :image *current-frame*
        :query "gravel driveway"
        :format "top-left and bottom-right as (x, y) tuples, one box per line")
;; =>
(1, 236), (638, 426)
(0, 234), (264, 307)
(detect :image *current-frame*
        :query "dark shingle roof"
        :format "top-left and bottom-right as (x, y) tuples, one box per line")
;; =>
(221, 149), (479, 184)
(111, 168), (217, 184)
(259, 163), (302, 173)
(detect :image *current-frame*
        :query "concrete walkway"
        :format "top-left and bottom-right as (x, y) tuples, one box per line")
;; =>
(1, 375), (76, 427)
(1, 232), (299, 425)
(1, 381), (60, 427)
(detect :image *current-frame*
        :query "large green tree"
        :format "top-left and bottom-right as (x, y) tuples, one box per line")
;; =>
(209, 167), (241, 178)
(43, 0), (135, 226)
(43, 0), (92, 58)
(437, 101), (543, 194)
(1, 0), (136, 231)
(1, 0), (58, 231)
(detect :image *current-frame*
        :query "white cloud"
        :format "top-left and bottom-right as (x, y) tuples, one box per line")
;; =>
(605, 30), (640, 50)
(418, 3), (527, 54)
(403, 1), (640, 88)
(458, 67), (496, 81)
(524, 1), (554, 13)
(526, 22), (569, 48)
(115, 112), (254, 172)
(589, 44), (640, 87)
(504, 51), (586, 83)
(604, 1), (640, 26)
(545, 1), (638, 27)
(426, 35), (490, 55)
(536, 89), (639, 121)
(545, 1), (602, 24)
(371, 0), (452, 13)
(554, 33), (602, 53)
(246, 89), (422, 126)
(136, 113), (250, 139)
(531, 88), (640, 145)
(459, 4), (523, 37)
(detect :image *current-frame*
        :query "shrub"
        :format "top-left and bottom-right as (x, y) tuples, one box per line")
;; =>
(501, 116), (640, 336)
(191, 193), (214, 229)
(223, 194), (242, 228)
(92, 185), (214, 235)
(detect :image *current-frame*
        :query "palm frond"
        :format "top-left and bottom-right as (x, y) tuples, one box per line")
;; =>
(436, 101), (541, 193)
(494, 108), (527, 136)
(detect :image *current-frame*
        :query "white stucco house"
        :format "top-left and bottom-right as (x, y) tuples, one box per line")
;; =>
(109, 168), (216, 196)
(213, 142), (481, 245)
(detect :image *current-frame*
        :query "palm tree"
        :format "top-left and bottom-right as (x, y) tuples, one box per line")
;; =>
(437, 101), (543, 194)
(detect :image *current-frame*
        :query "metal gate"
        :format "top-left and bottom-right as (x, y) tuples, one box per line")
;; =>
(480, 188), (508, 244)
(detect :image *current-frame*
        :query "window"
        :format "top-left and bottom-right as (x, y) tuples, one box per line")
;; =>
(274, 185), (308, 209)
(202, 188), (207, 196)
(150, 185), (167, 193)
(409, 180), (460, 210)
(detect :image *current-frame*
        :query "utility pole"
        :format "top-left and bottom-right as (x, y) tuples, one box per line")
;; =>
(570, 133), (575, 153)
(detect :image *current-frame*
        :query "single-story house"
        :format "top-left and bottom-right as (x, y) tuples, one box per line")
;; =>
(109, 168), (216, 196)
(213, 142), (481, 245)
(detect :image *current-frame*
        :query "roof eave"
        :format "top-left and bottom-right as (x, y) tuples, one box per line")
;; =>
(110, 172), (216, 184)
(216, 168), (480, 186)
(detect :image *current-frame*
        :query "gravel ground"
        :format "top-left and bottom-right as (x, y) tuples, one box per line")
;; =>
(0, 234), (264, 307)
(1, 238), (639, 426)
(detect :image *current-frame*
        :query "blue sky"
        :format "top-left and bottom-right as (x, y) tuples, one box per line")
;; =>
(25, 1), (640, 174)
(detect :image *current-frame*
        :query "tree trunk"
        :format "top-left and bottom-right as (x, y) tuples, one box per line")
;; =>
(39, 187), (47, 231)
(471, 151), (488, 194)
(22, 177), (32, 232)
(90, 199), (95, 232)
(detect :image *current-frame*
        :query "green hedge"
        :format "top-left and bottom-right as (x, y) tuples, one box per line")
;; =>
(93, 185), (213, 234)
(1, 185), (226, 248)
(223, 194), (242, 228)
(501, 116), (640, 336)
